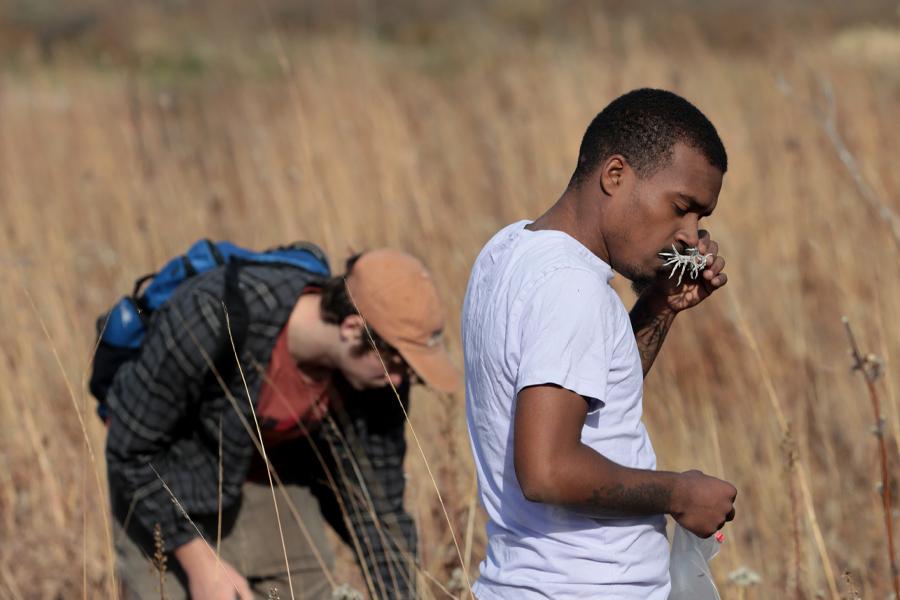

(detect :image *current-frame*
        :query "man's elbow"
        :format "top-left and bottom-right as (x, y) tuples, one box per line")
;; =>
(515, 457), (560, 504)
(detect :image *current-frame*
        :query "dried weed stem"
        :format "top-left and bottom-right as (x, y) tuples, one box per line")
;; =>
(224, 309), (297, 600)
(841, 570), (861, 600)
(152, 523), (169, 600)
(23, 287), (119, 599)
(842, 317), (899, 599)
(783, 428), (807, 600)
(346, 281), (476, 600)
(732, 294), (840, 598)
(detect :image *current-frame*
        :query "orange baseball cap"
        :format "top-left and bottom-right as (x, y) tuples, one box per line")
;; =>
(345, 249), (460, 393)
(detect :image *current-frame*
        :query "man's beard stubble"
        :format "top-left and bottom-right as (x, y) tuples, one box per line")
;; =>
(609, 249), (657, 296)
(631, 276), (655, 296)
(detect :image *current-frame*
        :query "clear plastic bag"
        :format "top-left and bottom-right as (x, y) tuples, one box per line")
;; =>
(668, 524), (721, 600)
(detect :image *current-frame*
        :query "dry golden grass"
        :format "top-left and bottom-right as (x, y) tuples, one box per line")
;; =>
(1, 1), (899, 598)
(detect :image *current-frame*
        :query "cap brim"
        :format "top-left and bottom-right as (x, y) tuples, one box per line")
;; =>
(395, 340), (461, 393)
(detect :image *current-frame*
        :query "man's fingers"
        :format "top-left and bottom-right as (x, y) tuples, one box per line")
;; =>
(704, 255), (725, 275)
(716, 509), (736, 531)
(698, 237), (718, 265)
(703, 255), (725, 281)
(697, 230), (714, 252)
(702, 271), (728, 293)
(240, 576), (254, 598)
(704, 272), (728, 290)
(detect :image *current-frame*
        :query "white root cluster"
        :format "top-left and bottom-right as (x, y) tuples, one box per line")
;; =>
(658, 244), (712, 286)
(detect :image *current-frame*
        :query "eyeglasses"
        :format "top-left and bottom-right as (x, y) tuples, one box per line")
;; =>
(367, 330), (398, 357)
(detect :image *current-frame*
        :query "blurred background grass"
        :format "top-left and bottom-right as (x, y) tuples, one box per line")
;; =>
(1, 0), (899, 597)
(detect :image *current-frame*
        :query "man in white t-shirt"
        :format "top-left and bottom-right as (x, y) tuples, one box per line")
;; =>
(462, 88), (738, 599)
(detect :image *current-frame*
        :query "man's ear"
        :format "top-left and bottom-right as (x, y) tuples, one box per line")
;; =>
(599, 155), (627, 197)
(339, 314), (366, 345)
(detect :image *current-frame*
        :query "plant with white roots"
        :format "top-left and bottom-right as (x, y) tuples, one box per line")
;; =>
(658, 244), (713, 286)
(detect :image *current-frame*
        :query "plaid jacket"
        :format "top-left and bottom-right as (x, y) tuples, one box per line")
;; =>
(105, 262), (417, 598)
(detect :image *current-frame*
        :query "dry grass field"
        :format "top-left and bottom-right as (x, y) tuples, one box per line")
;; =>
(1, 0), (900, 597)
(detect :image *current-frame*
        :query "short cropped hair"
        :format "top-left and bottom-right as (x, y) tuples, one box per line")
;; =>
(569, 88), (727, 188)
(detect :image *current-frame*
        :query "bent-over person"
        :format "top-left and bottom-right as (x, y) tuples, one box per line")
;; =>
(104, 247), (459, 599)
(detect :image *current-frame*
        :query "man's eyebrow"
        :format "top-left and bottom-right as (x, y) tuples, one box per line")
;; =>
(678, 193), (714, 217)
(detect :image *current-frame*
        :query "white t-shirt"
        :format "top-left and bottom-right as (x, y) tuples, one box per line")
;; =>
(462, 221), (670, 600)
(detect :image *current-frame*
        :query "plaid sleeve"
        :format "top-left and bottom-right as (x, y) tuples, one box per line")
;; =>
(105, 279), (234, 549)
(320, 381), (418, 599)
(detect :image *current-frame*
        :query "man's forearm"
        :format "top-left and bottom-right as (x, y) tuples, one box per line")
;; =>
(629, 293), (677, 377)
(522, 441), (681, 518)
(521, 442), (737, 538)
(570, 450), (681, 518)
(518, 436), (679, 517)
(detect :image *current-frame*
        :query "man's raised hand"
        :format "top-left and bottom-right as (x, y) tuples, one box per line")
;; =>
(655, 230), (728, 313)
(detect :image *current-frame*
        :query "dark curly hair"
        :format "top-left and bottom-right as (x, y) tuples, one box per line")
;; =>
(569, 88), (727, 188)
(319, 254), (363, 325)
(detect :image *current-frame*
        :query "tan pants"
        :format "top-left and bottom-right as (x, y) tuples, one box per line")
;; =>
(112, 481), (334, 599)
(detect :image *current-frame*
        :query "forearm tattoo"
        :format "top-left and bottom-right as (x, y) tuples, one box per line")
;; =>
(630, 299), (676, 377)
(587, 481), (672, 516)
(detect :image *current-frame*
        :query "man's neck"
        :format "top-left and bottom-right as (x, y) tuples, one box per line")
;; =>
(286, 293), (337, 382)
(527, 188), (611, 264)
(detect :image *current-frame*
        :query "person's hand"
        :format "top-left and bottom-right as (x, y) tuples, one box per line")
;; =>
(175, 538), (254, 600)
(648, 230), (728, 313)
(670, 469), (737, 538)
(187, 560), (253, 600)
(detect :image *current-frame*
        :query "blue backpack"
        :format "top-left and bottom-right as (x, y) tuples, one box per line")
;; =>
(90, 239), (330, 420)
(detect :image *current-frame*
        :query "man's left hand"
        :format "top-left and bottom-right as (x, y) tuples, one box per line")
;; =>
(646, 230), (727, 313)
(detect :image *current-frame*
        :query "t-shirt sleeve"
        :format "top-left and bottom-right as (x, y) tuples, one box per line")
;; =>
(514, 267), (613, 407)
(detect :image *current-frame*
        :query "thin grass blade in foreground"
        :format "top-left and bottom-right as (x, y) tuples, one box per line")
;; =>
(148, 465), (247, 598)
(224, 307), (297, 600)
(173, 304), (339, 591)
(218, 327), (450, 597)
(730, 292), (840, 599)
(23, 286), (119, 599)
(346, 282), (476, 600)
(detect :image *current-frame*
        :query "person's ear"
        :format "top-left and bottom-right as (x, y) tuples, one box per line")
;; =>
(339, 314), (366, 345)
(599, 155), (627, 196)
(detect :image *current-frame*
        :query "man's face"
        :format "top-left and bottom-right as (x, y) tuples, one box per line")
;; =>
(603, 142), (723, 287)
(337, 316), (408, 390)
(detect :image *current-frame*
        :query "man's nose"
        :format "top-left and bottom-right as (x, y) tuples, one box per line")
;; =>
(387, 352), (405, 367)
(675, 219), (701, 249)
(384, 352), (407, 374)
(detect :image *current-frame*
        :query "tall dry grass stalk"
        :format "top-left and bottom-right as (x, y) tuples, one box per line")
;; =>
(842, 570), (861, 600)
(1, 1), (899, 597)
(782, 427), (807, 600)
(173, 298), (437, 598)
(152, 522), (170, 600)
(224, 308), (297, 600)
(348, 285), (475, 599)
(731, 293), (839, 599)
(148, 464), (247, 596)
(843, 317), (899, 600)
